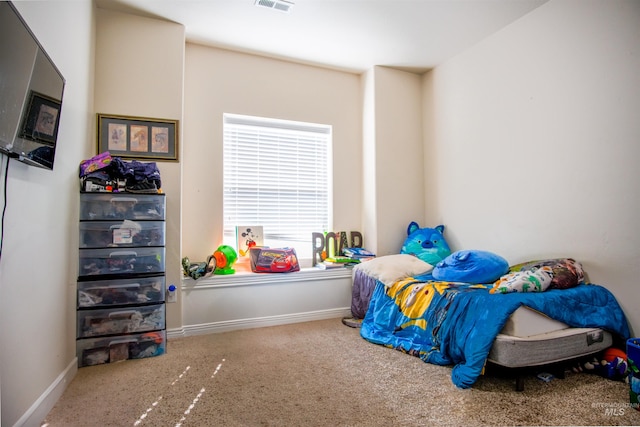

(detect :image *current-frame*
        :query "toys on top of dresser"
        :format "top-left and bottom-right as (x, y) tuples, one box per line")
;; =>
(79, 152), (162, 194)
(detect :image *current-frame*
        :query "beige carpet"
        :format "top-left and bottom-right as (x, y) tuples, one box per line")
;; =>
(43, 318), (640, 426)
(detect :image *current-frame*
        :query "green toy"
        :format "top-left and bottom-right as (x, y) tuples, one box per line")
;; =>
(213, 245), (238, 275)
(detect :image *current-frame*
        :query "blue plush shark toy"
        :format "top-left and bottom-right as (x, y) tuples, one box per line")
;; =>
(400, 222), (452, 266)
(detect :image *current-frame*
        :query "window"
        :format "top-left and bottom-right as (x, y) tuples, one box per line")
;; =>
(223, 113), (332, 260)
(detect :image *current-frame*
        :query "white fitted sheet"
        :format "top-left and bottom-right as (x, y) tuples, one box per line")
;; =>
(501, 306), (569, 337)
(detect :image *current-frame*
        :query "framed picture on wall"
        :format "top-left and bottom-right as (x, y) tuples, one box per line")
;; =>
(235, 226), (264, 258)
(97, 113), (179, 161)
(19, 91), (62, 145)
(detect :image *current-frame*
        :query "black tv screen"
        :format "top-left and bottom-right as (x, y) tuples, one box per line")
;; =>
(0, 1), (65, 170)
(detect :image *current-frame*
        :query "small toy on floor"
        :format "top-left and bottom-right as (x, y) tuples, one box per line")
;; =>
(537, 372), (554, 383)
(572, 347), (629, 381)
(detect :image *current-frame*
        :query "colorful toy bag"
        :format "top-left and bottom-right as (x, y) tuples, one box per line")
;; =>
(79, 151), (112, 177)
(249, 247), (300, 273)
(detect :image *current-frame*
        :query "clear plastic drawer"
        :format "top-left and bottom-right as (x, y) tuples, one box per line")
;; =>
(77, 330), (166, 367)
(80, 193), (165, 221)
(78, 247), (165, 278)
(77, 276), (165, 308)
(79, 221), (165, 248)
(77, 303), (165, 338)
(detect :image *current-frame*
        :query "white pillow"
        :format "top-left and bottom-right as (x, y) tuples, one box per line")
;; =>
(353, 254), (433, 287)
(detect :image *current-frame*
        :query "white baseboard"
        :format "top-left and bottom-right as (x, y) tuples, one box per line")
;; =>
(167, 307), (351, 339)
(16, 358), (77, 427)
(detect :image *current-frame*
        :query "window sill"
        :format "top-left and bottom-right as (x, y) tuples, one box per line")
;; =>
(181, 266), (353, 289)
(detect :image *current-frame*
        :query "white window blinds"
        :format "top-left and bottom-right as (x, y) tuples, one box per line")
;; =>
(223, 114), (331, 257)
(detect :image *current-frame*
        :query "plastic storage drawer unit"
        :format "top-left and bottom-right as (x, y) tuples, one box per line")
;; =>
(77, 330), (166, 367)
(77, 191), (167, 368)
(77, 276), (165, 308)
(78, 247), (165, 277)
(79, 220), (166, 248)
(80, 193), (165, 220)
(77, 303), (165, 338)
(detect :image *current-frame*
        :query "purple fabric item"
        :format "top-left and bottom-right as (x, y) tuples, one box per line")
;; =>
(351, 269), (378, 319)
(79, 151), (112, 177)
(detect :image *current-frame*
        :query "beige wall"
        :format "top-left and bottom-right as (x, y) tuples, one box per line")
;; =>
(423, 0), (640, 334)
(362, 66), (426, 256)
(0, 2), (94, 426)
(181, 44), (363, 261)
(5, 0), (640, 424)
(361, 69), (378, 254)
(371, 66), (425, 255)
(94, 8), (185, 329)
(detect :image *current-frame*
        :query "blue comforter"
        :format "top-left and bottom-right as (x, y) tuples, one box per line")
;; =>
(360, 275), (630, 389)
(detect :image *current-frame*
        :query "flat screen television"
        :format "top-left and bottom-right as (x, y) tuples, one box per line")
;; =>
(0, 1), (65, 170)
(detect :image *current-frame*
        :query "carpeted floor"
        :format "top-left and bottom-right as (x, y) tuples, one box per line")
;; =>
(43, 318), (640, 426)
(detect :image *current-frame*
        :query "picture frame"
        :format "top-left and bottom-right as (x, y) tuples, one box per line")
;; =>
(97, 113), (178, 161)
(19, 91), (62, 145)
(235, 225), (264, 258)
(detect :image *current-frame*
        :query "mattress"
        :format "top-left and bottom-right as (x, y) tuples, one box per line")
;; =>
(488, 327), (612, 368)
(501, 306), (569, 337)
(353, 270), (616, 369)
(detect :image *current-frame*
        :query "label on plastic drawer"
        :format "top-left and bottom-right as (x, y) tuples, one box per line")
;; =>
(113, 228), (133, 244)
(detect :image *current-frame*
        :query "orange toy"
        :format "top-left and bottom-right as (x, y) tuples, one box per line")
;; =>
(603, 347), (627, 363)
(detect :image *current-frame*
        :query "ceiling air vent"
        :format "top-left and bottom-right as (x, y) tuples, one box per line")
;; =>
(255, 0), (294, 13)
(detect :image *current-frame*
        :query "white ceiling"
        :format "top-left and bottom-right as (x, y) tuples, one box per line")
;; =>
(97, 0), (549, 73)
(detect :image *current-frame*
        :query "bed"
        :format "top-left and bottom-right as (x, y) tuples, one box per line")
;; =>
(350, 256), (630, 390)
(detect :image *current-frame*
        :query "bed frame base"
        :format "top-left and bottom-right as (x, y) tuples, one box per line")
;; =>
(487, 360), (570, 391)
(486, 328), (613, 391)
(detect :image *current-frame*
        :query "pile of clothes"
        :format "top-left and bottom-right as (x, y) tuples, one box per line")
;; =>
(79, 151), (162, 193)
